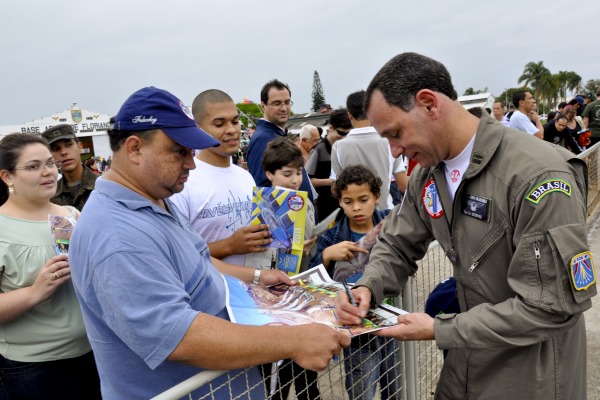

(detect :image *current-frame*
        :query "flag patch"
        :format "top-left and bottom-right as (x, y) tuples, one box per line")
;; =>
(422, 179), (444, 219)
(570, 251), (596, 291)
(525, 179), (572, 204)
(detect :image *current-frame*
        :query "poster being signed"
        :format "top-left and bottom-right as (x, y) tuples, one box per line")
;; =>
(224, 265), (407, 337)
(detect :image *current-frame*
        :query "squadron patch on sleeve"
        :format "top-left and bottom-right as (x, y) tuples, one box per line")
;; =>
(422, 178), (444, 219)
(525, 179), (572, 204)
(570, 251), (596, 290)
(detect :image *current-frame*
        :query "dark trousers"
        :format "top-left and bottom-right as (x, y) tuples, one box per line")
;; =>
(260, 360), (320, 400)
(389, 182), (404, 206)
(0, 351), (101, 400)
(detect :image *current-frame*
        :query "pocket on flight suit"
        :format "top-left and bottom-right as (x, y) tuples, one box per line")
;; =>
(522, 224), (596, 314)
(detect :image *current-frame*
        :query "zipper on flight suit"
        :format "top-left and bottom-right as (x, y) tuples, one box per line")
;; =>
(468, 236), (504, 273)
(441, 174), (472, 399)
(534, 242), (543, 294)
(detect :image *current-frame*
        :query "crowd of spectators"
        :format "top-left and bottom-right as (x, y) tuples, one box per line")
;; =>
(0, 57), (598, 399)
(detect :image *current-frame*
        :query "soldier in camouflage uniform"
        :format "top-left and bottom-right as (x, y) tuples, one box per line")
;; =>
(42, 124), (99, 211)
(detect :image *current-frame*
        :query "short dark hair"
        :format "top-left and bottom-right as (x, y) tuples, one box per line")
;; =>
(191, 89), (234, 124)
(260, 79), (291, 104)
(0, 133), (49, 206)
(467, 107), (483, 118)
(512, 90), (528, 108)
(494, 100), (505, 108)
(329, 108), (352, 130)
(346, 90), (367, 120)
(558, 102), (568, 109)
(365, 52), (458, 114)
(334, 164), (382, 200)
(262, 138), (304, 174)
(107, 117), (158, 151)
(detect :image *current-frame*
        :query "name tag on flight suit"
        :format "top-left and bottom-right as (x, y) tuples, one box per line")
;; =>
(461, 194), (490, 221)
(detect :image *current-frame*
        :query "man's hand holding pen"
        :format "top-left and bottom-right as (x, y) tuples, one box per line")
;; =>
(334, 285), (372, 325)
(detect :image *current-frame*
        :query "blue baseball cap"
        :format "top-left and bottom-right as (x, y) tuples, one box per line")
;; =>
(113, 87), (220, 150)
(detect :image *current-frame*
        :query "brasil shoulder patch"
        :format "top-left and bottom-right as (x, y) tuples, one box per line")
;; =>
(570, 251), (596, 291)
(525, 179), (572, 204)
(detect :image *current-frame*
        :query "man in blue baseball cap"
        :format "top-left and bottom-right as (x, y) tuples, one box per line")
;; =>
(68, 87), (350, 399)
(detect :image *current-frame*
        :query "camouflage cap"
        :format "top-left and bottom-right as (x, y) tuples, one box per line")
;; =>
(41, 124), (76, 145)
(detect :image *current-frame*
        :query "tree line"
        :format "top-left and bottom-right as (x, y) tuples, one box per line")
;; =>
(466, 61), (600, 112)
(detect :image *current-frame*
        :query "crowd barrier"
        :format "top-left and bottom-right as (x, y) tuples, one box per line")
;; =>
(153, 142), (600, 400)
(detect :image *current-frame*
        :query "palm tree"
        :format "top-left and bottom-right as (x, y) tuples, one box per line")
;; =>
(518, 61), (551, 103)
(566, 72), (582, 98)
(540, 74), (559, 112)
(555, 71), (570, 102)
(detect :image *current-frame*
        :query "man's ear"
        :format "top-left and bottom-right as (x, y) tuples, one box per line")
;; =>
(123, 136), (144, 164)
(415, 89), (438, 118)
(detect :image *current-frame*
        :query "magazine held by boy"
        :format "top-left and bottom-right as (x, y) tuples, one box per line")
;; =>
(245, 186), (308, 274)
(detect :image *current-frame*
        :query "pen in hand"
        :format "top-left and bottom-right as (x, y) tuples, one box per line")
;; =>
(341, 278), (357, 307)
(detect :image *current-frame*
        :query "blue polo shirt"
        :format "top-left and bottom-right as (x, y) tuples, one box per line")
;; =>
(247, 119), (314, 203)
(70, 178), (265, 399)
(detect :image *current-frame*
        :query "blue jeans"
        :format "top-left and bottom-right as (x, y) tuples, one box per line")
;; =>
(0, 352), (101, 400)
(343, 336), (401, 400)
(389, 182), (404, 206)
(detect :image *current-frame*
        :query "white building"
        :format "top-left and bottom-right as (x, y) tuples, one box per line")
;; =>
(458, 93), (496, 111)
(0, 104), (112, 159)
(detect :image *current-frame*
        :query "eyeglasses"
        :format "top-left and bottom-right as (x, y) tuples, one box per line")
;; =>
(14, 159), (62, 172)
(266, 100), (293, 108)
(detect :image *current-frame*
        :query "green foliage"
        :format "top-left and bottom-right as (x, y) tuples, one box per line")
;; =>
(553, 71), (581, 102)
(463, 86), (488, 96)
(311, 71), (326, 112)
(584, 79), (600, 95)
(236, 103), (263, 129)
(468, 61), (597, 112)
(518, 61), (551, 103)
(496, 87), (532, 107)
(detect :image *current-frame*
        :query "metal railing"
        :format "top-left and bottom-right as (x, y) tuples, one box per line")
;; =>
(153, 142), (600, 400)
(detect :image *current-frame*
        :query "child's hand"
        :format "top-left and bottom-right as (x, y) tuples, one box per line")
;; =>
(323, 241), (369, 266)
(303, 236), (317, 255)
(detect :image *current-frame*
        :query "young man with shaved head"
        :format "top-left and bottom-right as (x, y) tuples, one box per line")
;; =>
(171, 89), (272, 266)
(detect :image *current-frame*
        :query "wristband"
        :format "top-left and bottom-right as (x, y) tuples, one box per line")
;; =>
(252, 269), (261, 285)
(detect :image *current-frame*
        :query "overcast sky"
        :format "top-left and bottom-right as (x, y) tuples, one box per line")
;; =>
(1, 1), (599, 125)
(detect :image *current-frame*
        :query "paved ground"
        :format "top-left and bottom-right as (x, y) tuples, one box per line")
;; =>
(586, 208), (600, 399)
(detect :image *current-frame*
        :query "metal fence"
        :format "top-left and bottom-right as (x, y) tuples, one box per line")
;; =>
(153, 143), (600, 400)
(580, 143), (600, 216)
